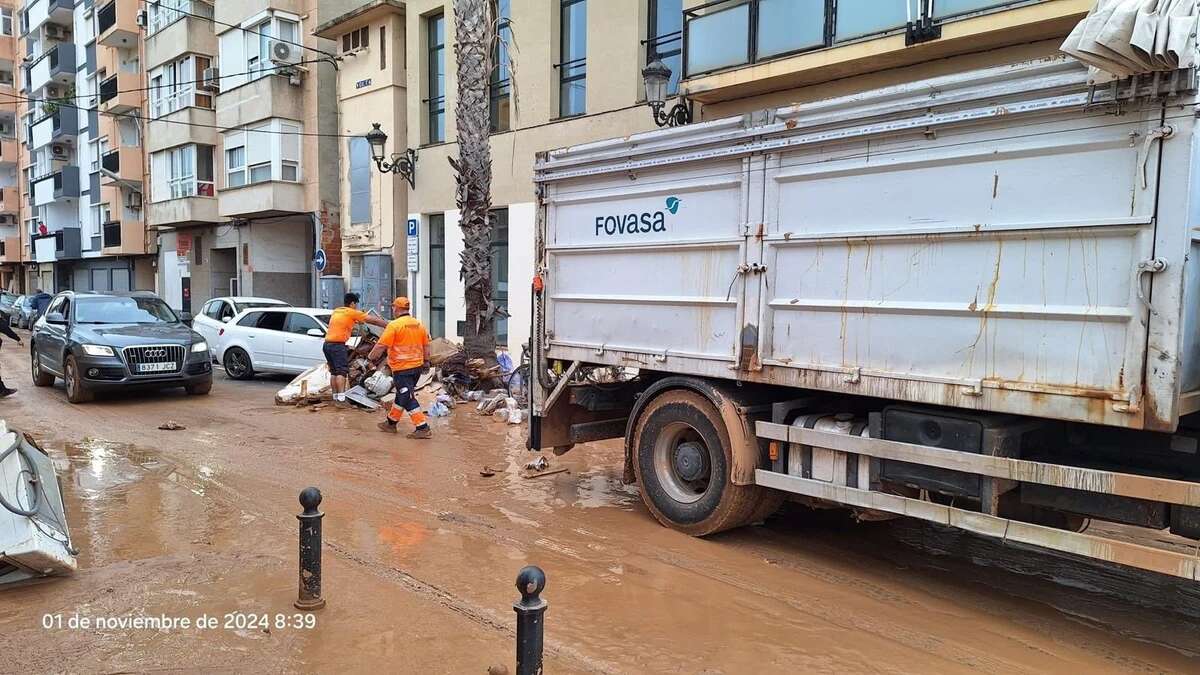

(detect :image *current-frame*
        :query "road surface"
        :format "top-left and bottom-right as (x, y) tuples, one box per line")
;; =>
(0, 340), (1198, 673)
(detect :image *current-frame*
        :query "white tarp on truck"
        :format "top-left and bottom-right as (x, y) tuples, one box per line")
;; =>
(535, 55), (1200, 432)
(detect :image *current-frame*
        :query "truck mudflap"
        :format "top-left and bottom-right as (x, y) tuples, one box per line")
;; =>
(756, 421), (1200, 580)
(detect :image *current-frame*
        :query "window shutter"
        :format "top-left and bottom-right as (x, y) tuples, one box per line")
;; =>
(349, 136), (371, 224)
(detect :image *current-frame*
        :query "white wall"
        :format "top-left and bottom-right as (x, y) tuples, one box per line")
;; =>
(443, 208), (465, 342)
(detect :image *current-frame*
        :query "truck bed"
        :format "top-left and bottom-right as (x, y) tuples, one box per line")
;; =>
(535, 57), (1200, 432)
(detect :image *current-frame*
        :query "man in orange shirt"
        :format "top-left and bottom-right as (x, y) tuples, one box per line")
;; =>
(370, 296), (433, 439)
(325, 292), (388, 407)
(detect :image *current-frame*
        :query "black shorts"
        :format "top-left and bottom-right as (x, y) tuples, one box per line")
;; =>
(323, 342), (350, 376)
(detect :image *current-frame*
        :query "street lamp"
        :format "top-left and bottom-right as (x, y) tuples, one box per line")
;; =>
(366, 123), (417, 189)
(641, 59), (692, 128)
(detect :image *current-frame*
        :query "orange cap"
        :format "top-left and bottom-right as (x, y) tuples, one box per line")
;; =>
(392, 296), (411, 310)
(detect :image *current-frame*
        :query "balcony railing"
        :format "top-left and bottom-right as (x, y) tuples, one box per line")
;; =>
(683, 0), (1048, 78)
(96, 1), (116, 35)
(102, 220), (121, 248)
(101, 149), (119, 173)
(151, 85), (212, 118)
(98, 74), (118, 104)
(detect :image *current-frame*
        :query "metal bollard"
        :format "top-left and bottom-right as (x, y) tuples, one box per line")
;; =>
(294, 487), (326, 611)
(513, 565), (547, 675)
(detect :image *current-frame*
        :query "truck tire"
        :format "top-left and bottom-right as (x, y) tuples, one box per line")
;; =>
(633, 389), (773, 536)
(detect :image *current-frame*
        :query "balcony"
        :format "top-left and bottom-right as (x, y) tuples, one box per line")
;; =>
(99, 73), (139, 114)
(0, 137), (18, 165)
(148, 191), (221, 228)
(32, 227), (80, 263)
(147, 106), (218, 153)
(32, 166), (80, 207)
(27, 42), (76, 94)
(30, 110), (78, 149)
(215, 73), (304, 129)
(681, 0), (1088, 103)
(0, 236), (19, 264)
(218, 181), (306, 219)
(0, 188), (12, 214)
(25, 0), (73, 35)
(101, 220), (121, 249)
(97, 0), (140, 49)
(100, 147), (142, 188)
(147, 4), (217, 68)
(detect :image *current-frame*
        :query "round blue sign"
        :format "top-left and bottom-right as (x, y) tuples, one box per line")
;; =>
(313, 249), (327, 272)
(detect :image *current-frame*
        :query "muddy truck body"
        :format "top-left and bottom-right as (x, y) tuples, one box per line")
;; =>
(529, 56), (1200, 580)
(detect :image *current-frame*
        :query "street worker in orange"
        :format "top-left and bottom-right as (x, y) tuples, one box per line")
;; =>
(371, 296), (433, 439)
(325, 292), (388, 408)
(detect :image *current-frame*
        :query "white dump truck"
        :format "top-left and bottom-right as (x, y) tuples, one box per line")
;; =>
(530, 55), (1200, 580)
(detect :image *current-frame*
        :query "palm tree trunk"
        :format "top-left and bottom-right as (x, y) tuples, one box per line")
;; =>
(452, 0), (496, 361)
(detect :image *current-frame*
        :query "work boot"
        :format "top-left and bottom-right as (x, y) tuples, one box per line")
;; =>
(0, 387), (15, 398)
(333, 399), (354, 410)
(406, 426), (432, 440)
(377, 420), (398, 434)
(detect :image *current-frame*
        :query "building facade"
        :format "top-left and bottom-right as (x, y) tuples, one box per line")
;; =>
(148, 0), (341, 314)
(0, 0), (20, 291)
(15, 0), (153, 296)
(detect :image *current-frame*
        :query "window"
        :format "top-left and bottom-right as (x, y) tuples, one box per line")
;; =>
(203, 300), (224, 320)
(490, 209), (509, 344)
(152, 144), (215, 201)
(558, 0), (587, 117)
(380, 26), (386, 70)
(237, 311), (262, 327)
(285, 312), (323, 335)
(425, 13), (445, 144)
(223, 120), (302, 188)
(0, 8), (13, 37)
(647, 0), (682, 96)
(256, 312), (287, 332)
(428, 214), (446, 339)
(341, 27), (369, 53)
(234, 12), (300, 82)
(490, 0), (512, 132)
(149, 55), (213, 118)
(147, 0), (213, 35)
(218, 302), (236, 321)
(349, 136), (371, 224)
(834, 0), (907, 41)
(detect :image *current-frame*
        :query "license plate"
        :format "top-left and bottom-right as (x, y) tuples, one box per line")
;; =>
(138, 362), (176, 373)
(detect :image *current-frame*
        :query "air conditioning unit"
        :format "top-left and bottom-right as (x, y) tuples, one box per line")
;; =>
(135, 10), (147, 28)
(269, 39), (301, 66)
(199, 67), (220, 92)
(126, 191), (142, 210)
(43, 25), (65, 40)
(49, 144), (67, 161)
(44, 85), (59, 98)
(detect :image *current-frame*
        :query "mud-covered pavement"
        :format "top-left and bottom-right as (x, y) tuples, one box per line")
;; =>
(2, 343), (1199, 674)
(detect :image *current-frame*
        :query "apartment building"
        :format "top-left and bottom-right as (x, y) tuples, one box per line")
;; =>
(17, 0), (153, 296)
(0, 0), (20, 291)
(150, 0), (341, 313)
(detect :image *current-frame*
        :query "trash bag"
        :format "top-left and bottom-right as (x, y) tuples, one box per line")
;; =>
(497, 350), (515, 374)
(429, 401), (450, 417)
(364, 369), (393, 398)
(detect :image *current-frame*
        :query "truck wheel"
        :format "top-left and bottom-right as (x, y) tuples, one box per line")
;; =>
(64, 355), (94, 404)
(633, 389), (771, 536)
(30, 346), (53, 387)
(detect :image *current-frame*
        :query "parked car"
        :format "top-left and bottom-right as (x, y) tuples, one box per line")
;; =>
(0, 292), (17, 323)
(194, 296), (290, 358)
(216, 307), (341, 380)
(30, 291), (213, 403)
(8, 295), (32, 329)
(16, 296), (37, 329)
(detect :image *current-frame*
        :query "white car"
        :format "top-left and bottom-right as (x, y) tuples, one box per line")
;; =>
(194, 296), (290, 358)
(217, 307), (352, 379)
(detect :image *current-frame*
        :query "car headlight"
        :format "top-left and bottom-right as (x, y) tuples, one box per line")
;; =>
(191, 341), (208, 353)
(81, 344), (115, 357)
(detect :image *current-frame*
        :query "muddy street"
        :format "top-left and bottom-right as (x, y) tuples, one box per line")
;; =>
(1, 343), (1198, 674)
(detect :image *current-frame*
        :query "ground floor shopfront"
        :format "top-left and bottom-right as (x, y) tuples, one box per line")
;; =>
(21, 256), (155, 296)
(156, 217), (316, 313)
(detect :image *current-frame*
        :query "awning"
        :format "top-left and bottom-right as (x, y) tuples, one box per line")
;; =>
(1061, 0), (1199, 82)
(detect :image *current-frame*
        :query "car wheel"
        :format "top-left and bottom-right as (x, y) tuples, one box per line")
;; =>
(30, 346), (54, 387)
(186, 380), (213, 395)
(223, 347), (254, 380)
(633, 389), (773, 536)
(64, 355), (94, 404)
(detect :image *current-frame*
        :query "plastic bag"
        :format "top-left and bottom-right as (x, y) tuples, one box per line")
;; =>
(428, 401), (450, 417)
(364, 369), (393, 397)
(497, 350), (515, 374)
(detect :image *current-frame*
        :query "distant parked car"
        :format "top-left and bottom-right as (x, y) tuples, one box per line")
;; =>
(15, 296), (37, 329)
(29, 291), (213, 403)
(194, 296), (290, 359)
(0, 291), (17, 321)
(217, 307), (340, 380)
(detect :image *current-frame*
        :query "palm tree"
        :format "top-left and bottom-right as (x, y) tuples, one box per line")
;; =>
(451, 0), (497, 361)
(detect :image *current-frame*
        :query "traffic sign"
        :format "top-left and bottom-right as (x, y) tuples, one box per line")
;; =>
(313, 248), (327, 272)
